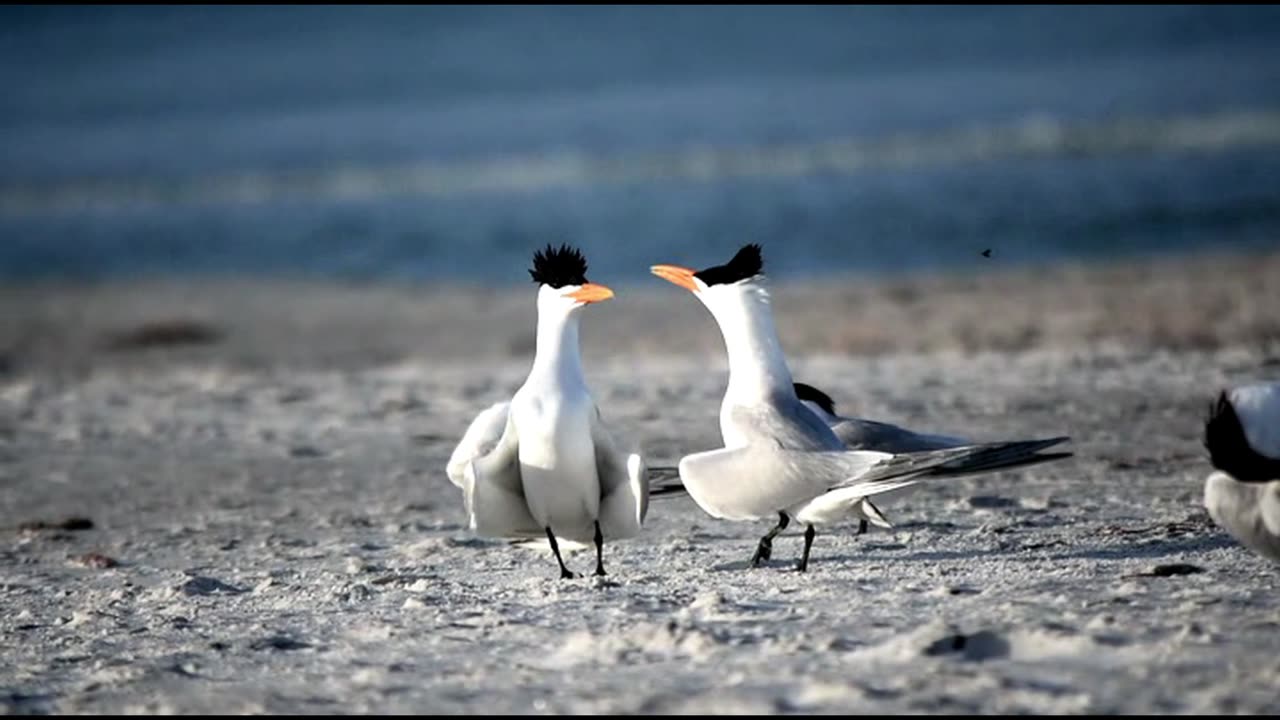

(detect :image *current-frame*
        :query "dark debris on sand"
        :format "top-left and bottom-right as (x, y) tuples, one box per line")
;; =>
(102, 320), (224, 352)
(18, 517), (94, 532)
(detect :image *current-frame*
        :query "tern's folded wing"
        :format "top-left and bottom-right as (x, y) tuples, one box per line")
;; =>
(463, 410), (541, 539)
(592, 407), (650, 539)
(447, 401), (511, 489)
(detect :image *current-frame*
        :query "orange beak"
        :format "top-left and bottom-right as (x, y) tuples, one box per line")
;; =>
(650, 264), (698, 292)
(567, 282), (615, 304)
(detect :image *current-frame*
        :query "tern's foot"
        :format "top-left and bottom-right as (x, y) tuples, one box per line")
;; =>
(559, 568), (578, 580)
(593, 565), (607, 578)
(751, 540), (772, 567)
(795, 558), (809, 573)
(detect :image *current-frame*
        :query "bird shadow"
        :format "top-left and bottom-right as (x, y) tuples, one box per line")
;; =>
(696, 525), (1245, 573)
(810, 533), (1239, 567)
(821, 546), (1011, 565)
(1044, 533), (1239, 561)
(708, 558), (775, 573)
(688, 531), (747, 543)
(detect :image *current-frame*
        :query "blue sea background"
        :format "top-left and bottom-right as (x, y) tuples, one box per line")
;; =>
(2, 5), (1279, 286)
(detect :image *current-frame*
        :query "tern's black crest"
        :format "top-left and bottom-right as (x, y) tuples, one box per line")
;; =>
(529, 243), (589, 288)
(1204, 390), (1280, 483)
(794, 382), (836, 416)
(694, 243), (764, 286)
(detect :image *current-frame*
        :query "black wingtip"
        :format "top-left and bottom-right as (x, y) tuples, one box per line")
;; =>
(529, 243), (589, 288)
(793, 382), (836, 415)
(1204, 390), (1280, 483)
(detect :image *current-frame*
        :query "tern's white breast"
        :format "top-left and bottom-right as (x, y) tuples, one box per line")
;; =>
(511, 387), (600, 539)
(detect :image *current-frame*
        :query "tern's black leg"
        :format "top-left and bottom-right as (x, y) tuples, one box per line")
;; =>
(593, 520), (607, 577)
(751, 512), (790, 567)
(545, 527), (576, 579)
(796, 524), (817, 573)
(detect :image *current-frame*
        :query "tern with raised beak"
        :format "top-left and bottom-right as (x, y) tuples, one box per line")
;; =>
(650, 243), (1072, 571)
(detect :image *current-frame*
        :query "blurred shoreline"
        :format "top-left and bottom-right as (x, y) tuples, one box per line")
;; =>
(2, 245), (1276, 377)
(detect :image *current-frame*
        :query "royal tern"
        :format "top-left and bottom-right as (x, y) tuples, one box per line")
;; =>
(1203, 381), (1280, 563)
(650, 243), (1071, 571)
(447, 244), (649, 579)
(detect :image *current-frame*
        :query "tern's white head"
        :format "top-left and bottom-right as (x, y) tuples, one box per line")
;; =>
(650, 244), (796, 400)
(525, 243), (613, 385)
(530, 243), (615, 317)
(649, 243), (768, 326)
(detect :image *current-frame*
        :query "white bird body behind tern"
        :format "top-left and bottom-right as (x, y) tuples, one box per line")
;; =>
(1203, 381), (1280, 564)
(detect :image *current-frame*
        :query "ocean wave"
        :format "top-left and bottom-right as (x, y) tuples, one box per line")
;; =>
(3, 109), (1280, 216)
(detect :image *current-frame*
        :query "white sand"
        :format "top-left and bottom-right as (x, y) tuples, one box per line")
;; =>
(2, 250), (1279, 714)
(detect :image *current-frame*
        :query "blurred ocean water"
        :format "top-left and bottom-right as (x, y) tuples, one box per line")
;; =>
(2, 5), (1279, 285)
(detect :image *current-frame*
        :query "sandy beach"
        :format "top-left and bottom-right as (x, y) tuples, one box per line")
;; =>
(3, 247), (1280, 714)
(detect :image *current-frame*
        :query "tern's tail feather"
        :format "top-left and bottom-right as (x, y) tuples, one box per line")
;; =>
(926, 436), (1072, 478)
(858, 498), (893, 529)
(836, 438), (1072, 498)
(648, 465), (688, 499)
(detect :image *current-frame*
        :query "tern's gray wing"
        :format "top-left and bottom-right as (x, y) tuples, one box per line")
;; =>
(830, 416), (1072, 478)
(677, 445), (892, 521)
(829, 441), (1062, 497)
(725, 391), (846, 451)
(676, 441), (1008, 522)
(829, 417), (968, 452)
(461, 410), (542, 539)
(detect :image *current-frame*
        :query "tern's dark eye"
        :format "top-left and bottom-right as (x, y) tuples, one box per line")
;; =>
(693, 243), (763, 286)
(529, 243), (589, 288)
